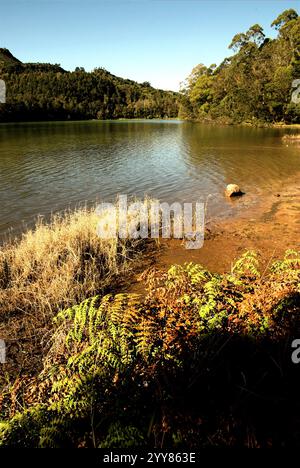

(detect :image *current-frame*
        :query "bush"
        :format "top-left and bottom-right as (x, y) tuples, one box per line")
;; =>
(1, 250), (299, 447)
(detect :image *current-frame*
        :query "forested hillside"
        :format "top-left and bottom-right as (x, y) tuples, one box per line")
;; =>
(180, 9), (300, 124)
(1, 8), (300, 125)
(0, 48), (178, 121)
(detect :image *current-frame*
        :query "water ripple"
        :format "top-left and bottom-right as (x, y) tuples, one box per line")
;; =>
(0, 120), (299, 238)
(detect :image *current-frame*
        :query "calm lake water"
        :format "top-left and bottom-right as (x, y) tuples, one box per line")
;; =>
(0, 120), (299, 240)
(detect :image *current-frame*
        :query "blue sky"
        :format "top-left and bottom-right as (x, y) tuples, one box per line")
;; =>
(1, 0), (299, 90)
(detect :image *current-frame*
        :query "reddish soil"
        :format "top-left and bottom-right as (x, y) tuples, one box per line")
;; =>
(129, 173), (300, 294)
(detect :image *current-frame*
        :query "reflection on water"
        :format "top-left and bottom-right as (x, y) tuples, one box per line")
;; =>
(0, 120), (299, 239)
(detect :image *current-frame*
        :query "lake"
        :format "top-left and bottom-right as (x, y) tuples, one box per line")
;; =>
(0, 120), (299, 240)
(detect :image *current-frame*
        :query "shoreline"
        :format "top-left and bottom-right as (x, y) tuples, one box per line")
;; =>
(167, 175), (299, 271)
(128, 172), (300, 294)
(183, 119), (300, 129)
(1, 173), (299, 447)
(1, 172), (299, 321)
(1, 171), (299, 273)
(1, 117), (300, 127)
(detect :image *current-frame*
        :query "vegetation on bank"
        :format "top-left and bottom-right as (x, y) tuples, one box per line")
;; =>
(0, 236), (299, 447)
(0, 49), (178, 122)
(180, 9), (300, 124)
(0, 203), (156, 382)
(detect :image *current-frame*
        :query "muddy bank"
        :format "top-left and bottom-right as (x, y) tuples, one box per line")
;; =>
(130, 173), (300, 293)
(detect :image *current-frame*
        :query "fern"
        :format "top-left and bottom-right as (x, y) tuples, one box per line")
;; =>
(99, 422), (145, 448)
(232, 250), (260, 278)
(1, 250), (300, 448)
(271, 249), (300, 281)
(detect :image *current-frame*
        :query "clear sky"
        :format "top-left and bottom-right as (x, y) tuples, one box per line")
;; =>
(1, 0), (299, 91)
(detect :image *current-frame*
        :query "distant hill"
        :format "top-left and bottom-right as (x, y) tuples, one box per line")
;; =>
(0, 48), (70, 74)
(0, 49), (179, 122)
(0, 48), (21, 67)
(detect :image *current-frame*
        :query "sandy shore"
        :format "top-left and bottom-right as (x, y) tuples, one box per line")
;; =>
(165, 175), (299, 269)
(129, 172), (300, 293)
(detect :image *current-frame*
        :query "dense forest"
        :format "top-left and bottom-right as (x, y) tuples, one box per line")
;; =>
(0, 49), (178, 121)
(0, 8), (299, 124)
(180, 9), (300, 124)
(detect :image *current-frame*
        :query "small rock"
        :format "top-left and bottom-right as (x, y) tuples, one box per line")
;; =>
(225, 184), (244, 197)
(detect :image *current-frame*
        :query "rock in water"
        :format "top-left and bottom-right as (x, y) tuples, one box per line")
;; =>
(225, 184), (243, 197)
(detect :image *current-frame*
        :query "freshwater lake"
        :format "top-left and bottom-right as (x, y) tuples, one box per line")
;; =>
(0, 119), (299, 239)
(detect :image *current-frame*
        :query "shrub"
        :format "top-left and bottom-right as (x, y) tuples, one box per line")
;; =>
(1, 251), (299, 447)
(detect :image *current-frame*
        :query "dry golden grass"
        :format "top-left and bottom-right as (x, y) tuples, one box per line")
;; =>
(0, 201), (156, 379)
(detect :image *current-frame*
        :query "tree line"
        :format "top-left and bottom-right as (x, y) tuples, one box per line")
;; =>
(180, 9), (300, 124)
(1, 9), (299, 125)
(0, 50), (179, 122)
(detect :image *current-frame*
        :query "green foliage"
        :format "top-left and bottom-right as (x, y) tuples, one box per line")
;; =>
(231, 250), (260, 278)
(99, 423), (145, 448)
(0, 250), (299, 448)
(270, 249), (300, 282)
(180, 9), (300, 124)
(0, 50), (178, 122)
(0, 405), (50, 448)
